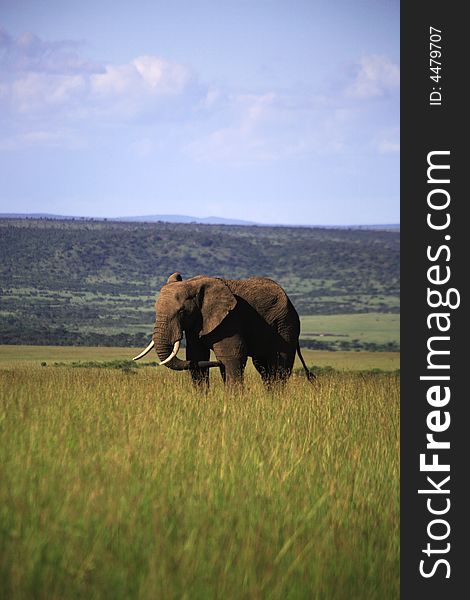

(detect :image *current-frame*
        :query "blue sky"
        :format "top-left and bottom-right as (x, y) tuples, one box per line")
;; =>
(0, 0), (399, 225)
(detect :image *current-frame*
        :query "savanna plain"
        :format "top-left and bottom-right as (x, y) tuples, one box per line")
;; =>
(1, 348), (399, 600)
(1, 219), (399, 598)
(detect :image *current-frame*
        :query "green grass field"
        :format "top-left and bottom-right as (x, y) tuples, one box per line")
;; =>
(0, 345), (400, 372)
(67, 312), (401, 348)
(0, 348), (399, 599)
(300, 313), (400, 345)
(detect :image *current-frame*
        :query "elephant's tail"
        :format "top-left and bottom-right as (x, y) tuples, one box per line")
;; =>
(296, 342), (316, 383)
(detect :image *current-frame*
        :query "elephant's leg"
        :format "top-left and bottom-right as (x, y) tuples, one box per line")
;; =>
(253, 352), (293, 388)
(212, 332), (247, 387)
(276, 350), (295, 382)
(253, 356), (275, 385)
(190, 364), (210, 388)
(219, 363), (226, 383)
(220, 357), (247, 386)
(186, 335), (210, 388)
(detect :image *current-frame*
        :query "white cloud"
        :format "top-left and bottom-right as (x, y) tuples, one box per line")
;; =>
(133, 56), (189, 94)
(347, 55), (399, 99)
(91, 57), (190, 99)
(201, 87), (221, 109)
(0, 26), (103, 74)
(185, 91), (353, 166)
(0, 27), (193, 123)
(185, 92), (278, 165)
(10, 72), (86, 112)
(91, 64), (137, 96)
(0, 26), (399, 169)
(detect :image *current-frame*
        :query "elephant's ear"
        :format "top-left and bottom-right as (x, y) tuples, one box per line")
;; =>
(167, 272), (183, 283)
(197, 278), (237, 337)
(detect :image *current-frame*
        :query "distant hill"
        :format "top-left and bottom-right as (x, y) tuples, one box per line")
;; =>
(0, 213), (399, 231)
(114, 214), (257, 226)
(0, 217), (399, 348)
(0, 213), (257, 226)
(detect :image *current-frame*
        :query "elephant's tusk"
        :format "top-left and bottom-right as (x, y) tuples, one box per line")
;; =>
(158, 340), (181, 366)
(132, 340), (155, 361)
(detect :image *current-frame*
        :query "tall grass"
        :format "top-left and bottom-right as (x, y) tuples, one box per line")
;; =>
(0, 367), (399, 599)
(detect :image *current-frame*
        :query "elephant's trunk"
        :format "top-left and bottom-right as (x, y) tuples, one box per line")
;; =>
(153, 319), (220, 371)
(155, 340), (193, 371)
(153, 320), (191, 371)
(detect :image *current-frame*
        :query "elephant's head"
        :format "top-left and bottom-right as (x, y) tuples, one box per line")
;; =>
(134, 273), (236, 370)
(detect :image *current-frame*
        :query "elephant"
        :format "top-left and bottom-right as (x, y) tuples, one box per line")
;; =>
(133, 272), (315, 387)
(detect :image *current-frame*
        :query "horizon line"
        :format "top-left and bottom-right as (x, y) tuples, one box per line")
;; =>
(0, 211), (400, 228)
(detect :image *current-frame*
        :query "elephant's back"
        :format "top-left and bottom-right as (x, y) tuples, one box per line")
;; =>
(226, 276), (287, 305)
(225, 277), (299, 337)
